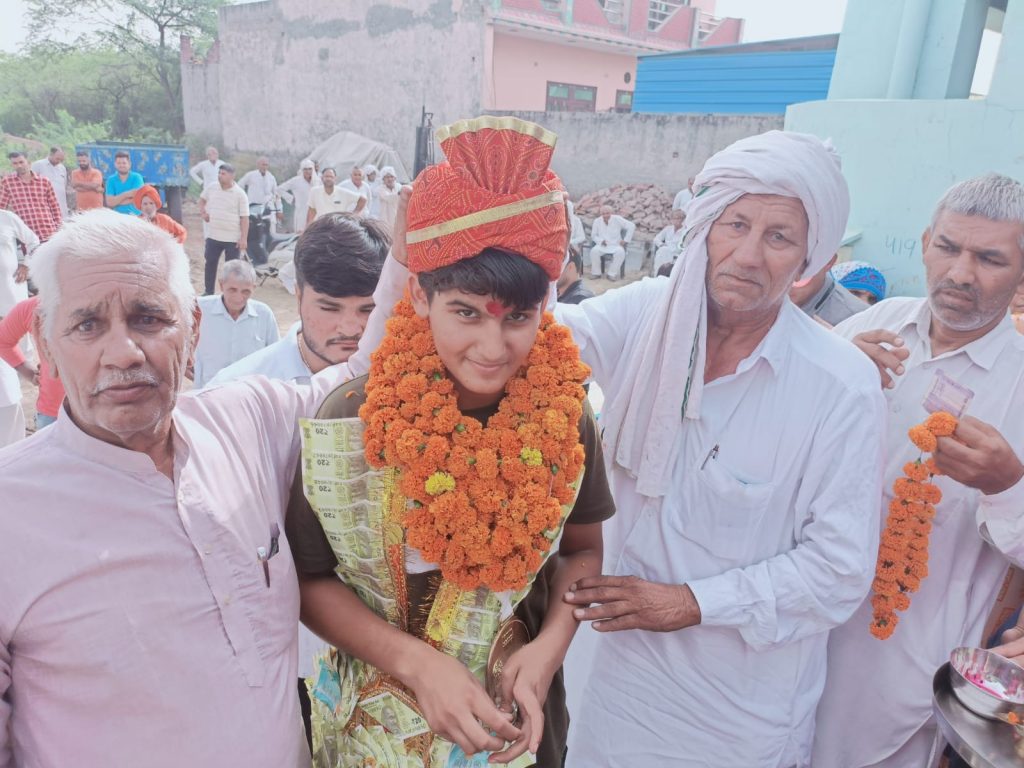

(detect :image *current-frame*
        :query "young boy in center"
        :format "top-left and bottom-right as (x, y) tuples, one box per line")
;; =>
(285, 116), (613, 768)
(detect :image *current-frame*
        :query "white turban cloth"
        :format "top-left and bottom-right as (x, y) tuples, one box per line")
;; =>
(599, 130), (850, 498)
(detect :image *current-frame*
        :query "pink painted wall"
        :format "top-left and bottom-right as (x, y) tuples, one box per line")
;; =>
(489, 32), (636, 111)
(703, 16), (744, 46)
(572, 0), (621, 29)
(658, 6), (696, 44)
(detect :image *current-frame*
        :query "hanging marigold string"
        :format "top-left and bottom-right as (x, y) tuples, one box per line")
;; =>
(360, 297), (591, 593)
(870, 411), (958, 640)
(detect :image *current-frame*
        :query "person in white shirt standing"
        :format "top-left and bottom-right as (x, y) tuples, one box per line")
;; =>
(363, 164), (381, 218)
(374, 166), (401, 236)
(0, 209), (39, 447)
(31, 147), (68, 220)
(206, 212), (389, 754)
(279, 159), (318, 234)
(651, 208), (686, 274)
(554, 131), (886, 767)
(189, 146), (224, 191)
(588, 205), (635, 281)
(567, 198), (586, 254)
(306, 168), (364, 227)
(339, 165), (372, 217)
(813, 173), (1024, 768)
(192, 260), (279, 388)
(239, 157), (279, 231)
(198, 163), (249, 296)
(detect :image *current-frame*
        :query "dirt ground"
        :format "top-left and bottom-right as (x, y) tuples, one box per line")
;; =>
(18, 200), (635, 430)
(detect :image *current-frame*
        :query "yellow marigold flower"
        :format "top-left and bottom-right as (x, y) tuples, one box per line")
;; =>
(425, 471), (456, 496)
(520, 447), (544, 466)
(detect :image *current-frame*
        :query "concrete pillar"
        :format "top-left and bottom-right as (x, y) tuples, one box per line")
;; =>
(828, 0), (906, 99)
(988, 0), (1024, 107)
(887, 0), (932, 98)
(913, 0), (987, 98)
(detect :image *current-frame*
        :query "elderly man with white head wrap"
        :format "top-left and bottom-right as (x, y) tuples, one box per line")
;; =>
(553, 130), (887, 766)
(375, 166), (401, 235)
(278, 158), (319, 234)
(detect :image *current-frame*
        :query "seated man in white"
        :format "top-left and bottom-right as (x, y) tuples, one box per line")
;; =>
(652, 208), (686, 274)
(589, 205), (635, 281)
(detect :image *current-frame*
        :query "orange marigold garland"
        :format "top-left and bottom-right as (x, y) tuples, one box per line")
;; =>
(870, 411), (957, 639)
(360, 298), (591, 593)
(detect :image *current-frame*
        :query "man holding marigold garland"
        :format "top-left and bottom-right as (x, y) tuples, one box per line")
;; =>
(285, 117), (613, 767)
(813, 173), (1024, 767)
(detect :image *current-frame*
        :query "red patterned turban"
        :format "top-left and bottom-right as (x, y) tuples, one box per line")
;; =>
(406, 116), (569, 281)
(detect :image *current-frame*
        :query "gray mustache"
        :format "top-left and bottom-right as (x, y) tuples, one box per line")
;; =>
(91, 370), (160, 395)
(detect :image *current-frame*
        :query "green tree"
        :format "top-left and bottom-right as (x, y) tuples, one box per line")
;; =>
(24, 0), (228, 136)
(0, 44), (177, 143)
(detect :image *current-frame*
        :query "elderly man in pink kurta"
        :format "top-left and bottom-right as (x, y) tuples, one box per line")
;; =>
(0, 209), (403, 767)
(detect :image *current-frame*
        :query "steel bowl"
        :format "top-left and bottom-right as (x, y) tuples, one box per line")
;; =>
(949, 646), (1024, 722)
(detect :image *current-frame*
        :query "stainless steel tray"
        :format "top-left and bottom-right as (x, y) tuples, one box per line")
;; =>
(933, 662), (1022, 767)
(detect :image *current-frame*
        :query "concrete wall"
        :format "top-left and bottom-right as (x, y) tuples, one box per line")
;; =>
(186, 0), (490, 171)
(180, 37), (223, 141)
(485, 109), (783, 195)
(489, 32), (636, 111)
(788, 0), (1024, 297)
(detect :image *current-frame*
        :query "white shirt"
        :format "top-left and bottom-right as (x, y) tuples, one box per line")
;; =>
(338, 179), (371, 217)
(206, 324), (328, 676)
(0, 210), (37, 316)
(653, 223), (685, 252)
(555, 278), (886, 766)
(673, 188), (693, 211)
(200, 183), (249, 242)
(569, 213), (585, 247)
(238, 169), (278, 207)
(278, 174), (317, 232)
(308, 185), (362, 221)
(30, 160), (68, 218)
(367, 180), (381, 218)
(590, 215), (635, 250)
(813, 298), (1024, 768)
(190, 159), (224, 190)
(375, 184), (401, 233)
(208, 324), (310, 389)
(193, 295), (280, 388)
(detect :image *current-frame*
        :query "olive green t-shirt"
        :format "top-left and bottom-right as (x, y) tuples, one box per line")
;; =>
(286, 375), (615, 767)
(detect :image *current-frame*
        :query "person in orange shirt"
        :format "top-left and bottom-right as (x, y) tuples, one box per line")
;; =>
(70, 151), (105, 211)
(0, 295), (65, 430)
(134, 185), (187, 244)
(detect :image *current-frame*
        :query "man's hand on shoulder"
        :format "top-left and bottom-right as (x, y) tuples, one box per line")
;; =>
(934, 415), (1024, 496)
(564, 575), (701, 632)
(850, 329), (910, 389)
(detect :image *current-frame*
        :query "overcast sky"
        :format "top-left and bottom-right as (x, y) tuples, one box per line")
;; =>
(0, 0), (996, 91)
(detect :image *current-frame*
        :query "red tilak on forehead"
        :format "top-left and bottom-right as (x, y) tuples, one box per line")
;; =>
(485, 300), (511, 318)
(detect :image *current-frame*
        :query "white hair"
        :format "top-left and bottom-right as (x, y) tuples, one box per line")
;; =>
(219, 258), (257, 284)
(931, 172), (1024, 252)
(31, 208), (196, 339)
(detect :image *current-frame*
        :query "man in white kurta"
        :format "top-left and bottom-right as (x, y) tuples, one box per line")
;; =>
(339, 166), (372, 218)
(279, 159), (318, 233)
(812, 172), (1024, 768)
(589, 206), (635, 280)
(189, 146), (224, 191)
(0, 209), (38, 447)
(556, 131), (887, 766)
(652, 208), (686, 273)
(31, 149), (68, 219)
